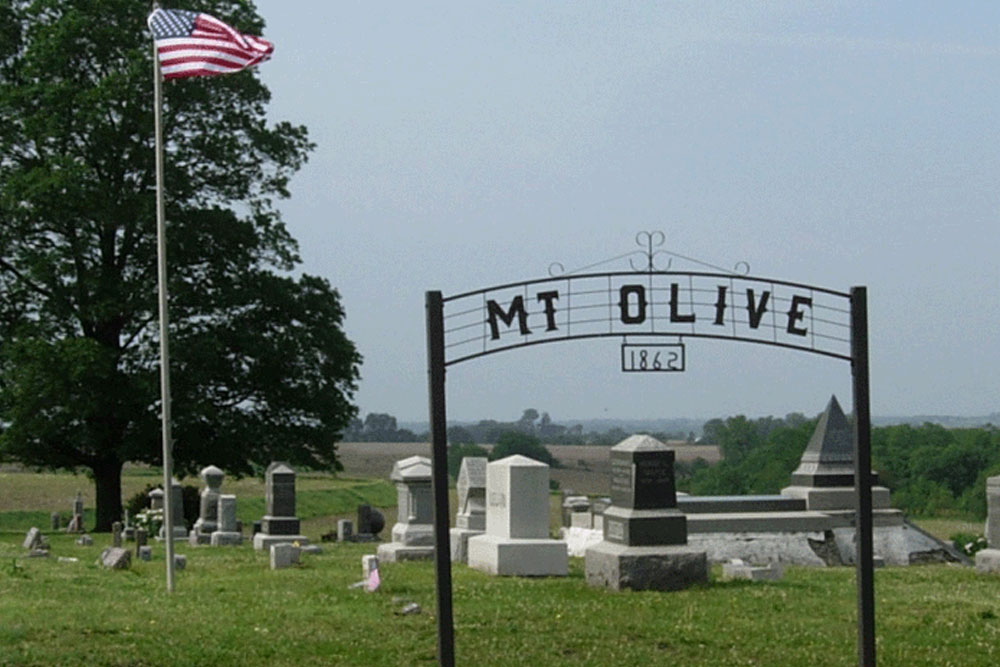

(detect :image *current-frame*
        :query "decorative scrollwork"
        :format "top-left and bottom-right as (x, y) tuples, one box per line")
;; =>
(546, 231), (750, 277)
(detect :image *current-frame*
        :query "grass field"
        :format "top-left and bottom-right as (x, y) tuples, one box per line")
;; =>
(2, 466), (996, 665)
(2, 532), (999, 666)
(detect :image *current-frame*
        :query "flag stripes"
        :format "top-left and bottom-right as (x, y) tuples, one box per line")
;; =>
(148, 8), (273, 80)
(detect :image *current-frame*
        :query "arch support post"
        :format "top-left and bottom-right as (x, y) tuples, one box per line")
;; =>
(851, 286), (875, 667)
(426, 290), (455, 667)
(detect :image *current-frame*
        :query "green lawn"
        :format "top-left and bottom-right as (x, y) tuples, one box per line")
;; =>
(1, 533), (999, 666)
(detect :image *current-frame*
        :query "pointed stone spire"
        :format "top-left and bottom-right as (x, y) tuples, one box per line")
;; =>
(788, 396), (858, 487)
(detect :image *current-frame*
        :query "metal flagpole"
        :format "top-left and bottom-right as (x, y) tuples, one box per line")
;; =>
(152, 2), (176, 593)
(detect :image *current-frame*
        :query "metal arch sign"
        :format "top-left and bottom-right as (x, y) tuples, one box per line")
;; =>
(423, 240), (875, 667)
(440, 271), (852, 366)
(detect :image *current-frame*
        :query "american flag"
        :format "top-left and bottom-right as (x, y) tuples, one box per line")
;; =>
(147, 8), (273, 80)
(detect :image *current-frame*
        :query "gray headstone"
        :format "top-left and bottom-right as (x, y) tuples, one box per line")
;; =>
(270, 542), (300, 569)
(112, 522), (123, 547)
(261, 463), (300, 535)
(23, 527), (42, 550)
(362, 554), (379, 579)
(73, 492), (84, 517)
(986, 476), (1000, 548)
(210, 495), (243, 546)
(338, 519), (354, 542)
(76, 534), (93, 546)
(138, 545), (152, 561)
(174, 554), (187, 571)
(100, 547), (131, 570)
(149, 487), (164, 510)
(192, 465), (225, 542)
(135, 528), (148, 549)
(50, 512), (61, 531)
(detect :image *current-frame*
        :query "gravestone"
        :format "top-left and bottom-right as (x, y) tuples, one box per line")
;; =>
(585, 435), (707, 591)
(123, 510), (134, 541)
(112, 522), (123, 548)
(149, 487), (164, 510)
(354, 504), (385, 542)
(100, 547), (131, 570)
(362, 554), (379, 580)
(65, 492), (85, 533)
(449, 457), (487, 563)
(210, 495), (243, 546)
(50, 512), (61, 531)
(76, 534), (93, 546)
(23, 527), (44, 550)
(722, 558), (784, 582)
(159, 478), (188, 540)
(138, 546), (152, 561)
(562, 495), (591, 527)
(174, 554), (187, 571)
(253, 463), (308, 550)
(468, 455), (568, 576)
(190, 465), (225, 545)
(337, 519), (354, 542)
(377, 456), (435, 562)
(270, 542), (300, 569)
(135, 528), (148, 557)
(975, 476), (1000, 574)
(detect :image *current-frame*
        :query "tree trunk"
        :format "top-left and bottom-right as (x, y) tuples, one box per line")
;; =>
(92, 458), (123, 533)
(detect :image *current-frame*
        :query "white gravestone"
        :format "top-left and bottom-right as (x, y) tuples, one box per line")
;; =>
(210, 495), (243, 546)
(190, 465), (225, 545)
(377, 456), (435, 562)
(449, 457), (487, 563)
(467, 455), (568, 577)
(159, 479), (188, 540)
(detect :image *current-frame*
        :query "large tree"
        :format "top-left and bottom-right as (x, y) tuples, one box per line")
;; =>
(0, 0), (361, 531)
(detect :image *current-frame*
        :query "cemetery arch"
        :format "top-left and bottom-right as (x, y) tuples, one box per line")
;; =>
(424, 255), (875, 667)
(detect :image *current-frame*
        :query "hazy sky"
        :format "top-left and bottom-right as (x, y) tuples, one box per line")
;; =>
(252, 1), (998, 423)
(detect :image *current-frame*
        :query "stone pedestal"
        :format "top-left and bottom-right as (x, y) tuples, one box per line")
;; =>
(190, 465), (224, 545)
(975, 549), (1000, 574)
(468, 455), (568, 577)
(378, 456), (435, 562)
(450, 457), (487, 563)
(585, 434), (707, 591)
(210, 495), (243, 546)
(254, 463), (308, 550)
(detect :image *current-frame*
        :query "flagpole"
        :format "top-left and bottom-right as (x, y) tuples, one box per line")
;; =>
(152, 1), (176, 594)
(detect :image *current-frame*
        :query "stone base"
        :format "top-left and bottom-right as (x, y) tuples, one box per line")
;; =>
(450, 527), (484, 564)
(601, 506), (687, 546)
(780, 485), (890, 511)
(722, 560), (783, 581)
(188, 532), (212, 546)
(253, 533), (308, 551)
(210, 531), (243, 546)
(975, 548), (1000, 574)
(376, 542), (434, 562)
(467, 534), (568, 576)
(584, 541), (707, 591)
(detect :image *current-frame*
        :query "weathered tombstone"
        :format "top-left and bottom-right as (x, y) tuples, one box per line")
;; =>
(149, 487), (164, 510)
(135, 528), (148, 553)
(354, 504), (385, 542)
(449, 457), (487, 563)
(975, 476), (1000, 574)
(210, 495), (243, 546)
(337, 519), (354, 542)
(362, 554), (379, 580)
(190, 465), (225, 545)
(467, 455), (568, 576)
(50, 512), (61, 531)
(174, 554), (187, 571)
(138, 545), (152, 561)
(159, 478), (188, 540)
(112, 522), (123, 548)
(65, 492), (85, 533)
(377, 456), (435, 562)
(585, 435), (707, 591)
(100, 547), (131, 570)
(123, 509), (134, 541)
(722, 558), (784, 582)
(76, 534), (94, 546)
(562, 495), (590, 527)
(253, 463), (308, 550)
(23, 527), (44, 550)
(270, 542), (300, 569)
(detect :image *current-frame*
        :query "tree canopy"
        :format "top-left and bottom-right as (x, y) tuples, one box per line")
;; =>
(0, 0), (361, 531)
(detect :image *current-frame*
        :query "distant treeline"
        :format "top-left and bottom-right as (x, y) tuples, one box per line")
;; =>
(686, 413), (1000, 520)
(344, 408), (697, 446)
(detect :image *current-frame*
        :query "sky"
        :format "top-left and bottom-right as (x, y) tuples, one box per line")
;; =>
(252, 1), (999, 424)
